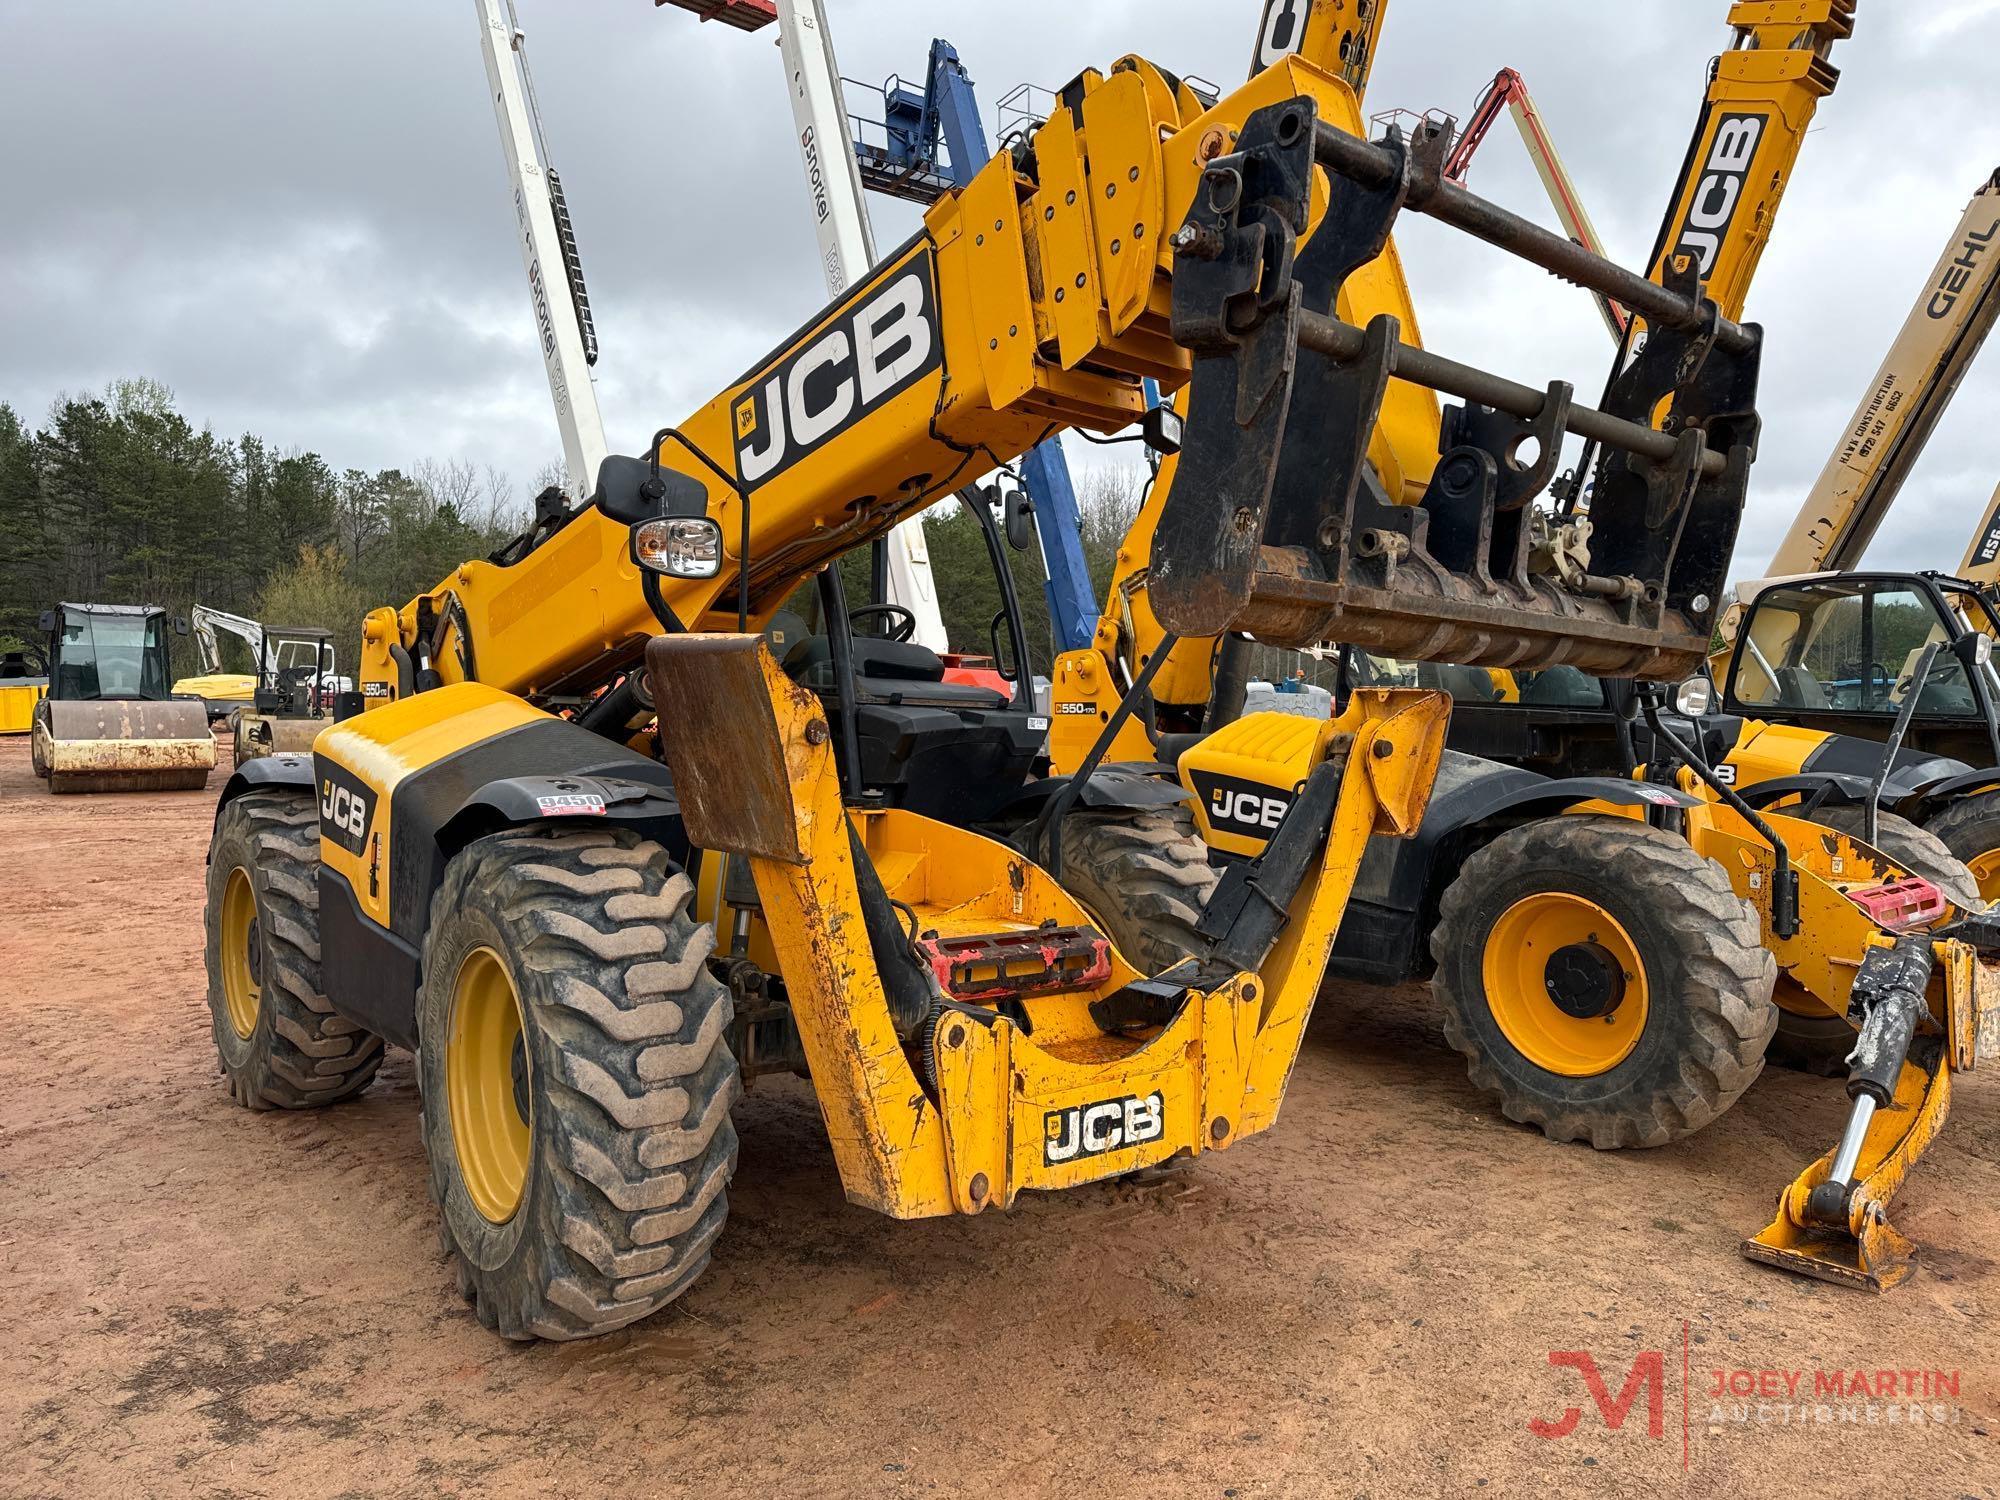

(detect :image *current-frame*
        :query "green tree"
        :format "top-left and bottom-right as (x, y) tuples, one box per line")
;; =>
(256, 544), (371, 662)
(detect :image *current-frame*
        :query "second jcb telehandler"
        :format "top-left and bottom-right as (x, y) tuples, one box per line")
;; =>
(205, 46), (1775, 1339)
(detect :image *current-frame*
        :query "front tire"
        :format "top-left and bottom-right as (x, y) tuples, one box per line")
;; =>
(1431, 816), (1776, 1149)
(202, 789), (383, 1109)
(1056, 804), (1219, 974)
(418, 826), (740, 1341)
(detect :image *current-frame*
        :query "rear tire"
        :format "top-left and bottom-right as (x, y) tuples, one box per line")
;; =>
(1056, 804), (1218, 973)
(203, 790), (384, 1109)
(1431, 816), (1776, 1149)
(1769, 805), (1981, 1076)
(1920, 790), (2000, 905)
(417, 826), (740, 1341)
(1803, 804), (1980, 909)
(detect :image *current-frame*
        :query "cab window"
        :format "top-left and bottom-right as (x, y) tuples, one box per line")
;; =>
(1731, 582), (1974, 717)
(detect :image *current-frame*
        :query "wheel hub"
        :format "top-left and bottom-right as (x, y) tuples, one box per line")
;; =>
(219, 866), (263, 1040)
(1482, 891), (1650, 1078)
(1544, 941), (1625, 1019)
(446, 946), (533, 1224)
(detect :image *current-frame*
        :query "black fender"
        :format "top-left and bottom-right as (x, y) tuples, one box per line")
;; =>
(210, 750), (315, 839)
(1898, 765), (2000, 820)
(315, 715), (687, 1051)
(1327, 755), (1698, 987)
(1732, 772), (1876, 816)
(992, 764), (1193, 821)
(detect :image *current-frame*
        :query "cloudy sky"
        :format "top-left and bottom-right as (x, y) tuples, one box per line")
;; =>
(4, 0), (1999, 577)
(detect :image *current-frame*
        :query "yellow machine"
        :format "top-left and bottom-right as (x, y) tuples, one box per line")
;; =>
(1051, 2), (2000, 1291)
(0, 649), (46, 736)
(1053, 0), (1855, 773)
(205, 40), (1775, 1340)
(1693, 171), (2000, 893)
(30, 603), (214, 793)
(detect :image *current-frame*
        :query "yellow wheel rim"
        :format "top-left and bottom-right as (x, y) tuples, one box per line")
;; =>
(1482, 892), (1650, 1077)
(1968, 848), (2000, 904)
(220, 867), (262, 1039)
(446, 947), (532, 1224)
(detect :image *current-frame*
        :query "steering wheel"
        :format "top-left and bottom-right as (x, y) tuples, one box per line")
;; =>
(847, 604), (917, 643)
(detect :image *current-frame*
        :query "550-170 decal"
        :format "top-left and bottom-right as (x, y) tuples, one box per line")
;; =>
(730, 246), (942, 489)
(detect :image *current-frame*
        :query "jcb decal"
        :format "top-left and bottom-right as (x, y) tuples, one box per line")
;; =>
(731, 248), (941, 490)
(1045, 1092), (1165, 1165)
(314, 756), (377, 858)
(1253, 0), (1307, 68)
(1190, 770), (1295, 842)
(1672, 112), (1764, 278)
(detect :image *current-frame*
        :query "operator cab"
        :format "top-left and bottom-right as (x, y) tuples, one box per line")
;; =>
(42, 603), (180, 704)
(1722, 572), (2000, 767)
(780, 487), (1046, 824)
(255, 626), (340, 718)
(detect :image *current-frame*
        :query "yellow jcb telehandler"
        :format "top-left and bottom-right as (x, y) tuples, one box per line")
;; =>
(206, 47), (1774, 1339)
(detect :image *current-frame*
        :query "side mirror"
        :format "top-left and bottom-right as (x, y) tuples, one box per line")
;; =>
(173, 616), (190, 636)
(1952, 631), (1993, 671)
(1002, 487), (1038, 554)
(38, 610), (54, 633)
(1673, 676), (1715, 717)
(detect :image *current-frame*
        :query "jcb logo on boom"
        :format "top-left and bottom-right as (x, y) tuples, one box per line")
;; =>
(314, 757), (377, 858)
(731, 248), (943, 489)
(1044, 1092), (1166, 1166)
(1928, 215), (1999, 320)
(1673, 112), (1765, 278)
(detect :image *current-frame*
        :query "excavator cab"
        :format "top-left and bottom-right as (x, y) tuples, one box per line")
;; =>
(31, 603), (215, 793)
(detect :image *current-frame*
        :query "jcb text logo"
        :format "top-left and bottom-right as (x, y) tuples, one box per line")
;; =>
(1190, 770), (1295, 843)
(731, 249), (942, 489)
(1045, 1092), (1165, 1165)
(1674, 113), (1764, 278)
(314, 756), (376, 858)
(1212, 787), (1288, 832)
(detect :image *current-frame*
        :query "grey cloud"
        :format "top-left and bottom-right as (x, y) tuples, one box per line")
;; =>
(3, 1), (1998, 576)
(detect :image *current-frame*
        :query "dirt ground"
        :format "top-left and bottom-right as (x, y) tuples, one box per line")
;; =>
(0, 736), (1996, 1499)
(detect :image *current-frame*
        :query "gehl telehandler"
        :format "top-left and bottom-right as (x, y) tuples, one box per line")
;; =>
(1051, 1), (2000, 1290)
(211, 40), (1862, 1338)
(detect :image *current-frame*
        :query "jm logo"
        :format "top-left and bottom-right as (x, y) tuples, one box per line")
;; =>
(1529, 1351), (1667, 1441)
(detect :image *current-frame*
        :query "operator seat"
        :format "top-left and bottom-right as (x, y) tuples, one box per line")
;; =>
(781, 634), (1008, 709)
(1773, 666), (1830, 710)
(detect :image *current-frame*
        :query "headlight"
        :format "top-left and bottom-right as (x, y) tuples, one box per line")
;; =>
(1673, 676), (1715, 717)
(632, 517), (723, 579)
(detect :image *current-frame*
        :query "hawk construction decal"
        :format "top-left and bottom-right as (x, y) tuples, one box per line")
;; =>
(315, 755), (377, 858)
(1190, 769), (1296, 843)
(730, 246), (941, 490)
(1672, 112), (1765, 278)
(1045, 1092), (1166, 1165)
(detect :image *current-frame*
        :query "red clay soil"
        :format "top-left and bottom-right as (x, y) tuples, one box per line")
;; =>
(0, 735), (1994, 1498)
